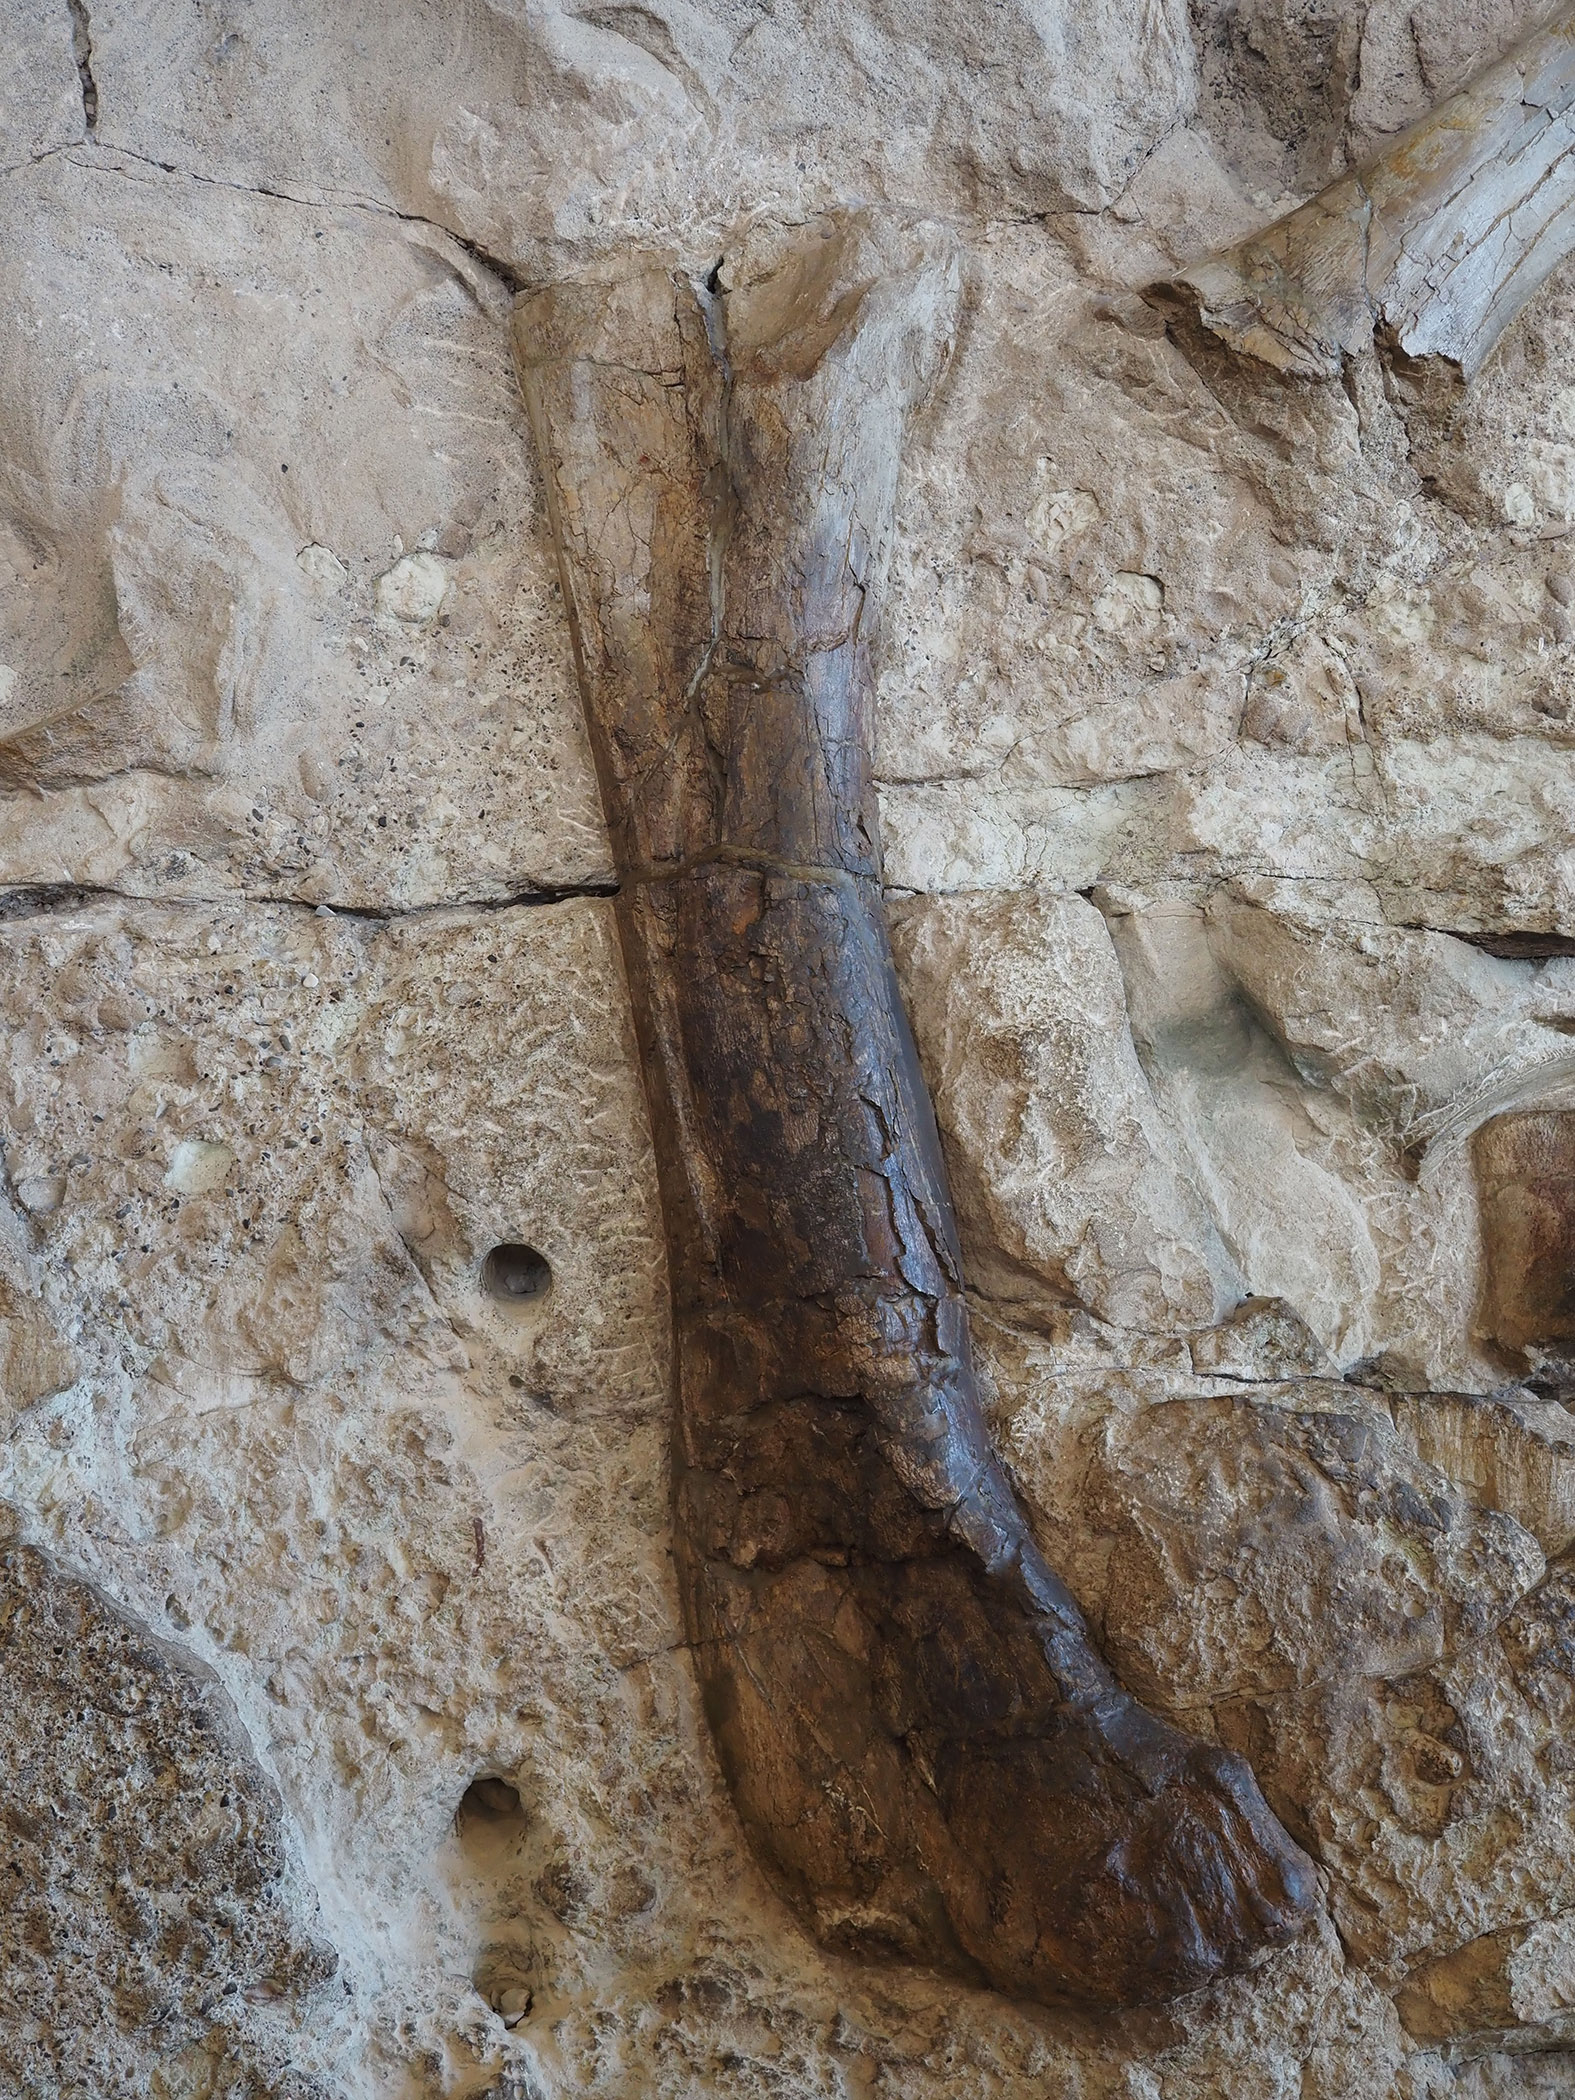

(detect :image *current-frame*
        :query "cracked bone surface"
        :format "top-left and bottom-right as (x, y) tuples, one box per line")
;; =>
(1150, 5), (1575, 380)
(515, 217), (1318, 2008)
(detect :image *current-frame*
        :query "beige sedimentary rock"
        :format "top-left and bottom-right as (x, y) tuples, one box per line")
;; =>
(11, 0), (1575, 2089)
(889, 889), (1226, 1330)
(0, 1540), (337, 2096)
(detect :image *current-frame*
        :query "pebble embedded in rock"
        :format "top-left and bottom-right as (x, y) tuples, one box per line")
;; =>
(375, 550), (449, 623)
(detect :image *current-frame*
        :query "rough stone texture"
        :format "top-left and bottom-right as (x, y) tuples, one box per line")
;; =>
(9, 0), (1575, 2091)
(889, 890), (1227, 1331)
(0, 153), (605, 907)
(0, 1540), (337, 2099)
(77, 0), (1195, 253)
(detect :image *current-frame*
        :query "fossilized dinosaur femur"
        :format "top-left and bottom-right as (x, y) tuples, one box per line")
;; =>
(515, 219), (1317, 2010)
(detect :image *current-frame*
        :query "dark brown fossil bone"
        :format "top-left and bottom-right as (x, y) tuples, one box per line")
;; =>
(514, 217), (1317, 2008)
(1148, 6), (1575, 382)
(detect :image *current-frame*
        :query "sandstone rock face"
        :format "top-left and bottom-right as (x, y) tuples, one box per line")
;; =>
(0, 151), (605, 908)
(9, 0), (1575, 2092)
(0, 1540), (337, 2098)
(889, 890), (1227, 1331)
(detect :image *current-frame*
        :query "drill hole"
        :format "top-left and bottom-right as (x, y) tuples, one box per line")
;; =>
(457, 1775), (525, 1827)
(481, 1243), (552, 1307)
(454, 1775), (530, 1871)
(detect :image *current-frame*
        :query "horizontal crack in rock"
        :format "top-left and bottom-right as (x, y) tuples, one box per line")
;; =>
(0, 879), (617, 922)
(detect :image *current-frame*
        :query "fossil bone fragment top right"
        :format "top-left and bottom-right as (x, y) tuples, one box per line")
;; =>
(1153, 5), (1575, 379)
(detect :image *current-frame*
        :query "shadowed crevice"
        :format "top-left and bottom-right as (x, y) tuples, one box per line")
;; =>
(66, 0), (98, 135)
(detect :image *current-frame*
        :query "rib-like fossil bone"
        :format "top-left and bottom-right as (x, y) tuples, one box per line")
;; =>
(1151, 7), (1575, 379)
(515, 218), (1317, 2008)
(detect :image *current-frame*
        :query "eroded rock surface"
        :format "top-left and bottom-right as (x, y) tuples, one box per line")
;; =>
(890, 889), (1227, 1330)
(10, 0), (1575, 2091)
(0, 1541), (336, 2099)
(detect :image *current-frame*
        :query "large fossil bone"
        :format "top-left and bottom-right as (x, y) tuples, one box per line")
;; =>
(1151, 6), (1575, 380)
(514, 218), (1317, 2008)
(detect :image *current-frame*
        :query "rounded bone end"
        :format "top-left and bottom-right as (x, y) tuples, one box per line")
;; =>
(934, 1694), (1321, 2008)
(690, 1544), (1319, 2012)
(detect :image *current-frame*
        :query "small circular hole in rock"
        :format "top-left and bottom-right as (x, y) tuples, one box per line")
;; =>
(475, 1946), (537, 2030)
(455, 1775), (530, 1863)
(460, 1775), (523, 1822)
(481, 1243), (552, 1306)
(454, 1775), (532, 1928)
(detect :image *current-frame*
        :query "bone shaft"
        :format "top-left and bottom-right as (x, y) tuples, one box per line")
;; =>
(513, 234), (1318, 2013)
(516, 251), (1098, 1672)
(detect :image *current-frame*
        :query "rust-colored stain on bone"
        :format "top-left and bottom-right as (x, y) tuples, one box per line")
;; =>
(1475, 1110), (1575, 1359)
